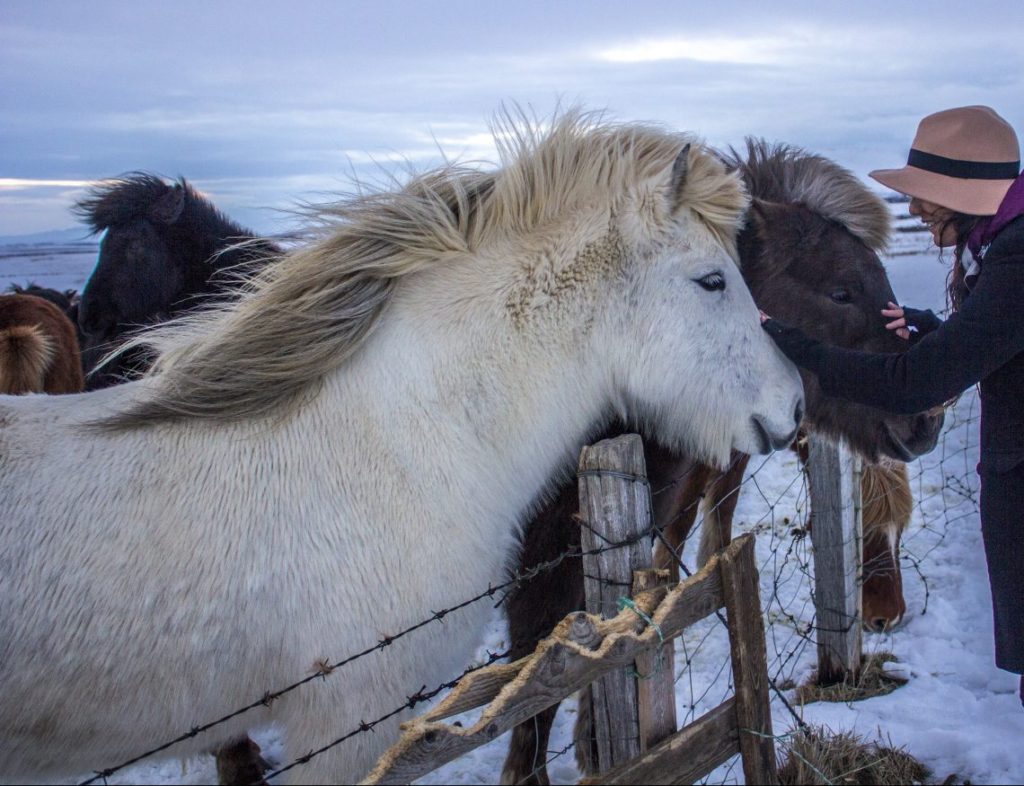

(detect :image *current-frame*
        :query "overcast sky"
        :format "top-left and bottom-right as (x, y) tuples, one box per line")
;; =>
(2, 1), (1022, 236)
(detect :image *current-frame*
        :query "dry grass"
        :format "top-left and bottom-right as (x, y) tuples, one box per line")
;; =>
(794, 652), (907, 705)
(777, 724), (931, 785)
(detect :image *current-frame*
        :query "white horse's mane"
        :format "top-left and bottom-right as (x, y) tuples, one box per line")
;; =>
(104, 108), (748, 428)
(724, 139), (892, 251)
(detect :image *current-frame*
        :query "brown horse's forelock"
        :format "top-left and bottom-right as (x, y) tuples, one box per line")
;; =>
(861, 459), (913, 545)
(723, 139), (891, 251)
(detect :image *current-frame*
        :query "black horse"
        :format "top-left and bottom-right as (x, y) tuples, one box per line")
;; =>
(74, 173), (281, 388)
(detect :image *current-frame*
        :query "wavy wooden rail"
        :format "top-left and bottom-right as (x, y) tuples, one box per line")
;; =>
(362, 532), (775, 785)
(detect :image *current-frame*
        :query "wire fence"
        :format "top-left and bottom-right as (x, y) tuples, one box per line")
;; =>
(428, 389), (982, 785)
(77, 387), (982, 786)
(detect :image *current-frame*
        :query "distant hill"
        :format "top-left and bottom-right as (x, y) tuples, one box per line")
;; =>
(0, 227), (96, 246)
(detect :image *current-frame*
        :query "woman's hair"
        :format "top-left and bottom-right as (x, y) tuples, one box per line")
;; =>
(937, 212), (984, 313)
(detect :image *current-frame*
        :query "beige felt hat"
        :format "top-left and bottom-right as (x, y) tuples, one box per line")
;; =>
(869, 106), (1020, 216)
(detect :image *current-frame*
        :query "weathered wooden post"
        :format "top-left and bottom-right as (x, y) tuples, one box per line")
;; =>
(720, 534), (778, 784)
(578, 434), (676, 774)
(806, 435), (863, 684)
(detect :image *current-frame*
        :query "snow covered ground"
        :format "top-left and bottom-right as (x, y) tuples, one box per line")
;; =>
(1, 208), (1022, 785)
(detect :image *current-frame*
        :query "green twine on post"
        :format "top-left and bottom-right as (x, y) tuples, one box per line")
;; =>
(617, 596), (666, 680)
(617, 597), (665, 644)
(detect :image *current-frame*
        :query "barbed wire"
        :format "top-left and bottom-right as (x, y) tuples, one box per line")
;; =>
(80, 500), (666, 783)
(260, 648), (510, 783)
(512, 740), (577, 786)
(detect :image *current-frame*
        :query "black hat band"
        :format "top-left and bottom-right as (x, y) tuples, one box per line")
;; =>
(908, 149), (1020, 180)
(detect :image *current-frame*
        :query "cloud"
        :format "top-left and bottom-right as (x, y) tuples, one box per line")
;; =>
(595, 35), (790, 65)
(0, 178), (93, 191)
(1, 4), (1022, 236)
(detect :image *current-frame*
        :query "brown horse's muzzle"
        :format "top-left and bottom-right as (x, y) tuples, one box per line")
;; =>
(863, 547), (906, 633)
(883, 406), (945, 461)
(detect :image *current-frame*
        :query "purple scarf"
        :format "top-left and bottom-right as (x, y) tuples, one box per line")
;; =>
(968, 172), (1024, 259)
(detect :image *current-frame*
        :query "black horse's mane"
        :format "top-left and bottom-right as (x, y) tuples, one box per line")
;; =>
(73, 172), (256, 244)
(6, 282), (78, 314)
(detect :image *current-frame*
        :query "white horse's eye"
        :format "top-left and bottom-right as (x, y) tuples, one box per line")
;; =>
(696, 272), (726, 292)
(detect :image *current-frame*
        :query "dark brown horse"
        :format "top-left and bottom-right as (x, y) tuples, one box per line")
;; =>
(500, 140), (944, 784)
(0, 293), (84, 395)
(74, 173), (280, 388)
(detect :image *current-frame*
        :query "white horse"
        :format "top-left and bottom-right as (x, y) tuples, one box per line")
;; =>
(0, 110), (803, 784)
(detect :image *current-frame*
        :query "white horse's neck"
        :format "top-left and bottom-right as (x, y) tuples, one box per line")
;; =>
(329, 289), (612, 538)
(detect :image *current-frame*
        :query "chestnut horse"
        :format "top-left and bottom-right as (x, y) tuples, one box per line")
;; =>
(852, 454), (914, 629)
(500, 140), (942, 784)
(0, 292), (84, 394)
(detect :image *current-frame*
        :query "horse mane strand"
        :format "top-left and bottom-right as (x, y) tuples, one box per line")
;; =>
(73, 172), (258, 243)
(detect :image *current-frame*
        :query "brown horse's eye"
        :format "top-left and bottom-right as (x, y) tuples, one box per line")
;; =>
(830, 288), (852, 304)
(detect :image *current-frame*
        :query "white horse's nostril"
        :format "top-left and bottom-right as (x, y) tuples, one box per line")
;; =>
(752, 415), (799, 452)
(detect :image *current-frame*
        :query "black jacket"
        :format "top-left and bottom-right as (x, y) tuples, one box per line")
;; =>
(764, 215), (1024, 473)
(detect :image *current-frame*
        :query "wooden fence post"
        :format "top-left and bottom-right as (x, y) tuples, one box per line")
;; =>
(806, 436), (863, 684)
(578, 434), (675, 773)
(719, 534), (778, 784)
(632, 568), (677, 752)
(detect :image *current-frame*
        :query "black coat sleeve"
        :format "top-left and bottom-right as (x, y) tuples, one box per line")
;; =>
(762, 249), (1024, 415)
(901, 306), (943, 342)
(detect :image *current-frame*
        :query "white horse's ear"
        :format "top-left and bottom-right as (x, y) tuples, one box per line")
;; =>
(668, 143), (692, 211)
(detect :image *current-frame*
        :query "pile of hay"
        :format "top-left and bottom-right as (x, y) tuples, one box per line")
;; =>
(794, 652), (907, 705)
(777, 725), (930, 785)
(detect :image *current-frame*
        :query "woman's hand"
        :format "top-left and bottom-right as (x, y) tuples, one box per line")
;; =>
(882, 301), (911, 340)
(759, 310), (771, 324)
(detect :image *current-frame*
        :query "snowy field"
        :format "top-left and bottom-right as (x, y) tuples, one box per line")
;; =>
(1, 205), (1022, 785)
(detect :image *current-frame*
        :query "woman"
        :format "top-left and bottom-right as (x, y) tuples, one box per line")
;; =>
(761, 105), (1024, 702)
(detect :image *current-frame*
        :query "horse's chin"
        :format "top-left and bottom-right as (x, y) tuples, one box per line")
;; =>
(728, 430), (768, 463)
(881, 422), (918, 463)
